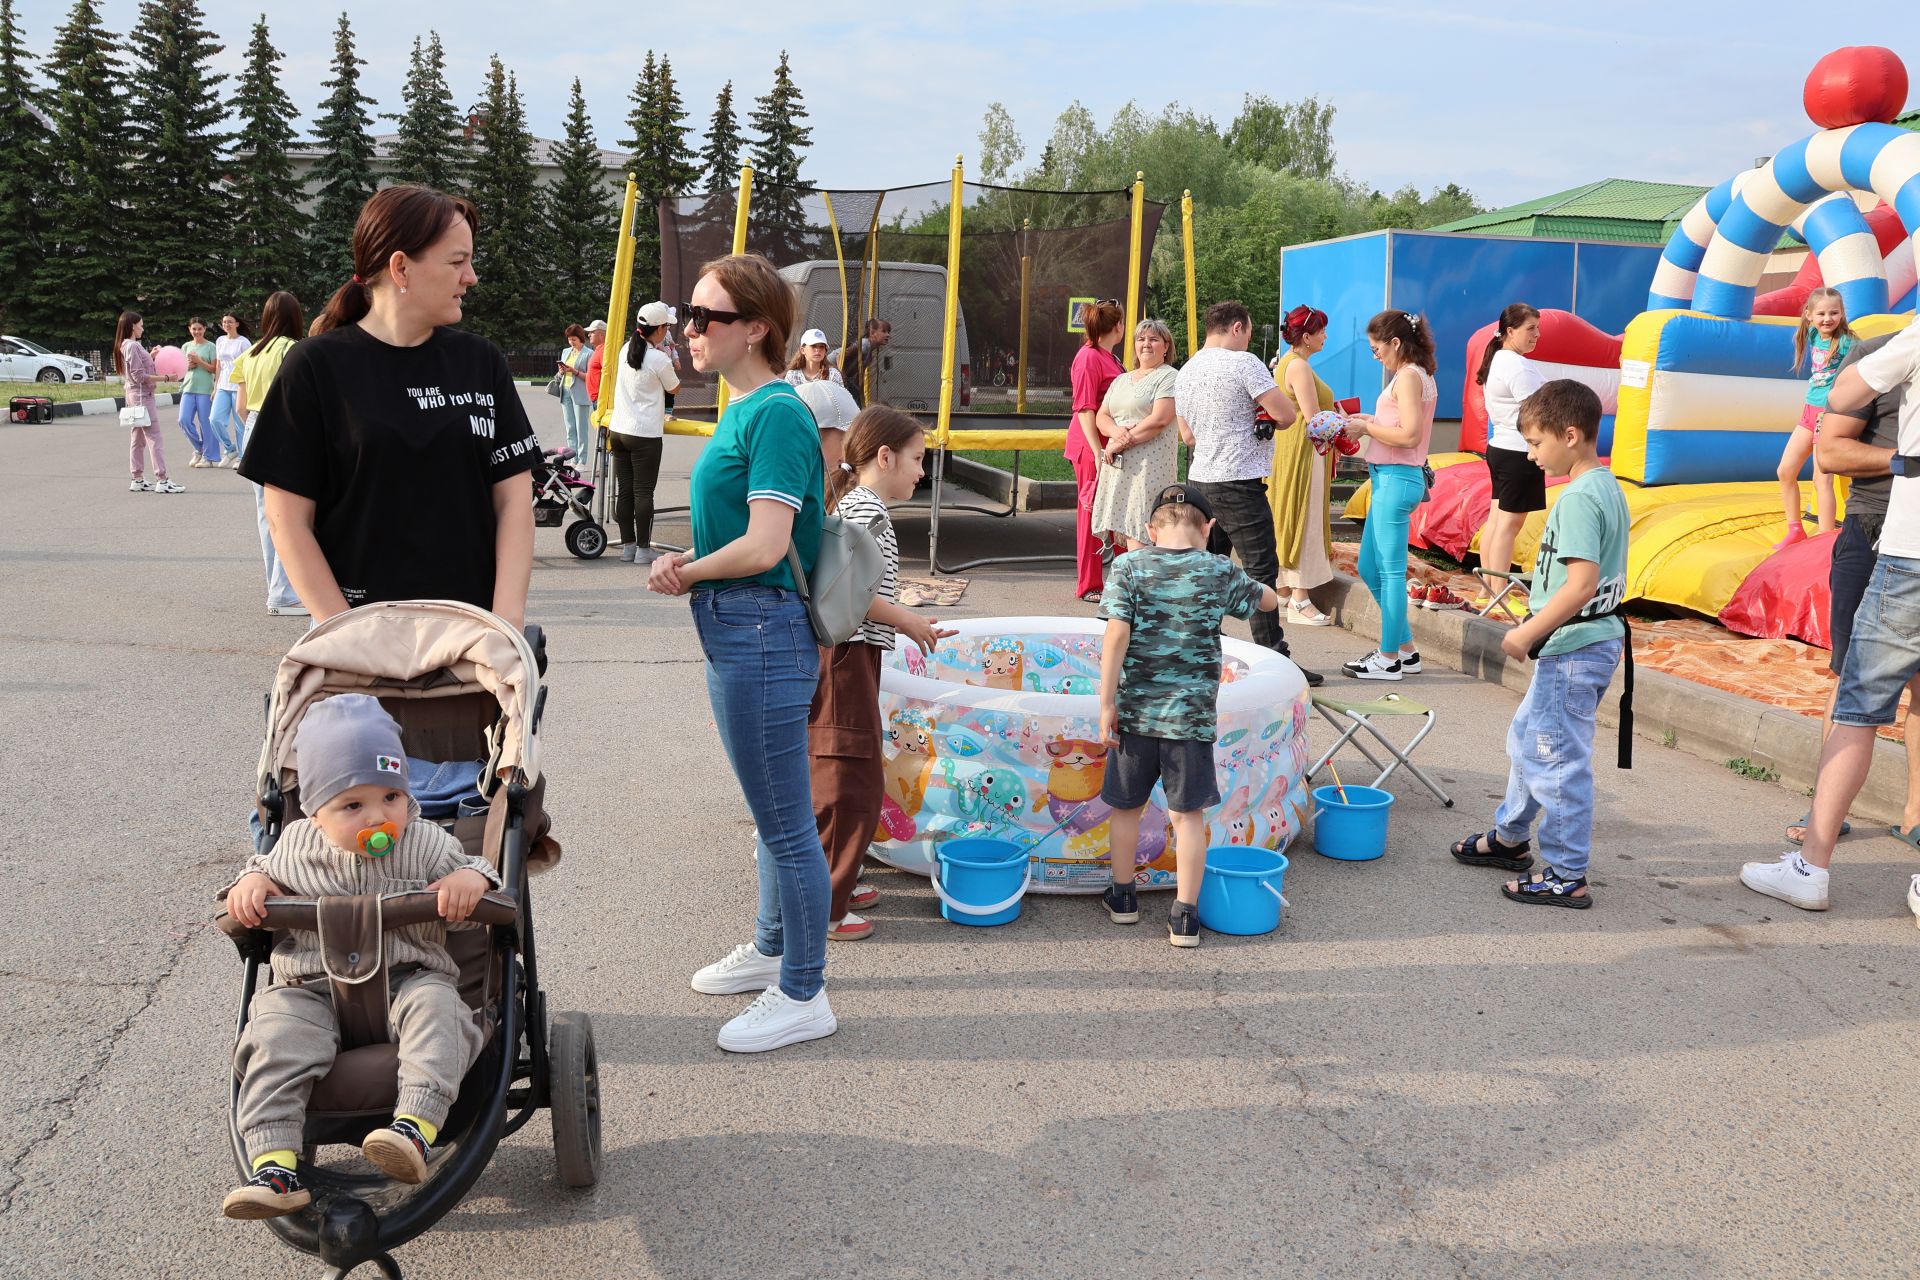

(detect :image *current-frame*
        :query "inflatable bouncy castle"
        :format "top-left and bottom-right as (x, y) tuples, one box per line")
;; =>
(1367, 46), (1918, 645)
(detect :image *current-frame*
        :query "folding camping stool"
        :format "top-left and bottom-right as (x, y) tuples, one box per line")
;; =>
(1471, 567), (1533, 622)
(1308, 691), (1454, 807)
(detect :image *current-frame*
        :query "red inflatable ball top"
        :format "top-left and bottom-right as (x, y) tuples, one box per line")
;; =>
(1803, 46), (1908, 129)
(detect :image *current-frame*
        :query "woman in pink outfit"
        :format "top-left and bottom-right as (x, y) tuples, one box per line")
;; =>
(1064, 301), (1125, 601)
(116, 311), (181, 494)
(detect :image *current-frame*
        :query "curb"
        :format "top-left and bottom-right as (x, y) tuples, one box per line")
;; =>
(1315, 573), (1914, 827)
(38, 392), (180, 420)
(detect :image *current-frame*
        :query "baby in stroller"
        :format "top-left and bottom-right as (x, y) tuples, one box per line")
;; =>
(221, 693), (499, 1220)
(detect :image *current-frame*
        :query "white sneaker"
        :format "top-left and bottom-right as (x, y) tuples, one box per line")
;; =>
(1739, 851), (1830, 911)
(188, 453), (206, 468)
(152, 479), (184, 494)
(716, 986), (837, 1053)
(1342, 650), (1402, 681)
(690, 942), (782, 995)
(1397, 650), (1423, 674)
(129, 479), (151, 492)
(1907, 874), (1920, 928)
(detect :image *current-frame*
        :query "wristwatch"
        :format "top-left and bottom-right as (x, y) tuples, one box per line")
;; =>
(1892, 454), (1916, 478)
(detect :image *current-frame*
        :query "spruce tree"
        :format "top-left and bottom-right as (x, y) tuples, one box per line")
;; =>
(698, 79), (742, 196)
(124, 0), (231, 336)
(544, 77), (618, 331)
(228, 16), (307, 312)
(306, 12), (378, 302)
(31, 0), (133, 345)
(622, 52), (697, 301)
(0, 0), (49, 331)
(747, 51), (813, 265)
(463, 57), (543, 346)
(651, 56), (698, 196)
(386, 32), (467, 194)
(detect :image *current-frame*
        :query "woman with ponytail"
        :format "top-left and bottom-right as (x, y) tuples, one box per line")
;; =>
(1269, 304), (1337, 625)
(1475, 303), (1546, 607)
(238, 184), (538, 624)
(607, 301), (683, 562)
(1065, 300), (1126, 600)
(1341, 310), (1438, 681)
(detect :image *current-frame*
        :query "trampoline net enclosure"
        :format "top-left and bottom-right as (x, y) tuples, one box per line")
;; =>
(658, 181), (1166, 417)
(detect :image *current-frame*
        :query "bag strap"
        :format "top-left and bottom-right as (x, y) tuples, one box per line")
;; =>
(1526, 606), (1633, 770)
(784, 541), (812, 600)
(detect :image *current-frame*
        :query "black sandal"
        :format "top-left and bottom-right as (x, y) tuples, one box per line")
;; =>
(1450, 829), (1532, 872)
(1500, 867), (1592, 909)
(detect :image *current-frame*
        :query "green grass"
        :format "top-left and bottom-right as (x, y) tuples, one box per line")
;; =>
(957, 449), (1193, 485)
(1724, 757), (1781, 784)
(1, 379), (181, 404)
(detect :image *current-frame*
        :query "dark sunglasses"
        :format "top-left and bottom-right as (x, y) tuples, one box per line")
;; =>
(678, 304), (745, 334)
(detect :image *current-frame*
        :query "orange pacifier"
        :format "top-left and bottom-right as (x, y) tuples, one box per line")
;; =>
(357, 821), (399, 857)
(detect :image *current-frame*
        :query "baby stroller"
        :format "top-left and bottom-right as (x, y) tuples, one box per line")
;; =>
(533, 446), (607, 560)
(217, 600), (599, 1279)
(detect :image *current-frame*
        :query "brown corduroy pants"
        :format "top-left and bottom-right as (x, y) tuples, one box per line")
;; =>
(808, 640), (886, 921)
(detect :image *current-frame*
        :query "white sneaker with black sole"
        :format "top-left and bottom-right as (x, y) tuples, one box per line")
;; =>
(1738, 851), (1830, 910)
(1342, 650), (1402, 681)
(1397, 651), (1422, 674)
(717, 986), (837, 1053)
(690, 942), (783, 995)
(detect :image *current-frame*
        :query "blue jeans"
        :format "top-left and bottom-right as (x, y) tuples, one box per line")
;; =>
(562, 396), (591, 459)
(209, 388), (242, 459)
(1358, 463), (1425, 653)
(177, 391), (212, 457)
(691, 585), (829, 1001)
(1494, 637), (1624, 878)
(1833, 553), (1920, 728)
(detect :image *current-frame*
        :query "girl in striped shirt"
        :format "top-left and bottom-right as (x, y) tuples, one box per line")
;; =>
(810, 407), (953, 940)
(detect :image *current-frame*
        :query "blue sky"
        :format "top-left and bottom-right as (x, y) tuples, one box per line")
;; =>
(13, 1), (1920, 209)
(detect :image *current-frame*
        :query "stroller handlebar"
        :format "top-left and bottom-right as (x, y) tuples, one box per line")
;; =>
(216, 889), (519, 943)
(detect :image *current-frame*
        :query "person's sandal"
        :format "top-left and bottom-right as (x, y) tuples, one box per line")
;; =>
(1785, 812), (1851, 845)
(1500, 867), (1592, 909)
(1450, 830), (1532, 872)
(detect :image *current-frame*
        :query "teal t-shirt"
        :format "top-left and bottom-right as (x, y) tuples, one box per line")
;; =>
(688, 379), (823, 591)
(183, 340), (217, 395)
(1100, 546), (1265, 740)
(1530, 467), (1629, 658)
(1805, 332), (1854, 408)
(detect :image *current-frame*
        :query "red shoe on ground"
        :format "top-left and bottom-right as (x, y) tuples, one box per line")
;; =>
(1422, 584), (1468, 611)
(849, 884), (879, 910)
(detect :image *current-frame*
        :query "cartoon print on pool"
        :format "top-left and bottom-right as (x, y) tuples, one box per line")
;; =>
(878, 707), (939, 842)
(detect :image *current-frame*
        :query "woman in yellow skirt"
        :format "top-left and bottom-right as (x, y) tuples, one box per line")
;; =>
(1269, 305), (1337, 626)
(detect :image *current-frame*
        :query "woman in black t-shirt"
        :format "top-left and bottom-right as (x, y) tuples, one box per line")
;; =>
(240, 184), (538, 624)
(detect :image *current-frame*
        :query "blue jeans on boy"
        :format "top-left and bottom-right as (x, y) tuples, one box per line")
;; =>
(177, 392), (212, 458)
(209, 388), (242, 460)
(1494, 636), (1624, 878)
(1357, 463), (1425, 654)
(691, 584), (830, 1001)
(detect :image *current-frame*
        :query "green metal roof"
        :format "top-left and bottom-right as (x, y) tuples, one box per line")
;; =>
(1430, 178), (1710, 245)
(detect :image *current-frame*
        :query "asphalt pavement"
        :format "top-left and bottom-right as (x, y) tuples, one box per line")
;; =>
(2, 390), (1917, 1279)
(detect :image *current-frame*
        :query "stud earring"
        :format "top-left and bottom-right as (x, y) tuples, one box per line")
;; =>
(400, 287), (408, 294)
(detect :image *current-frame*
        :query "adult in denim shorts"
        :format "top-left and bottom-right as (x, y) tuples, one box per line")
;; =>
(1743, 323), (1920, 912)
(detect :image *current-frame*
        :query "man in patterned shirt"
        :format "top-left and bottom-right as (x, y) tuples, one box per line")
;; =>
(1098, 484), (1280, 947)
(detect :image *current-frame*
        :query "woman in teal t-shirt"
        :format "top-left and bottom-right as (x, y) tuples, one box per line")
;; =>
(179, 318), (220, 466)
(646, 252), (835, 1055)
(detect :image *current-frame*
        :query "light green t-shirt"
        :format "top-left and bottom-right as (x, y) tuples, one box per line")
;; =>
(183, 340), (217, 395)
(1530, 466), (1629, 657)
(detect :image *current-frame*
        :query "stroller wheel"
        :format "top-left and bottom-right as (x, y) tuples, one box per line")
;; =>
(564, 520), (607, 560)
(549, 1011), (602, 1187)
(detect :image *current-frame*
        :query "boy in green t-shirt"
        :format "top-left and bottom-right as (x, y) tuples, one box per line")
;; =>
(1098, 484), (1280, 947)
(1450, 381), (1628, 909)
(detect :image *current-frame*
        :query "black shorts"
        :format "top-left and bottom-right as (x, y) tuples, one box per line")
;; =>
(1101, 730), (1220, 814)
(1829, 512), (1884, 675)
(1485, 443), (1546, 513)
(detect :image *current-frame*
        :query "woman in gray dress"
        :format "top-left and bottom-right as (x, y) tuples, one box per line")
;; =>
(1089, 319), (1180, 551)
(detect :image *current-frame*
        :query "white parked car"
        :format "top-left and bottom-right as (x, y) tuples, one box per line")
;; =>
(0, 335), (94, 383)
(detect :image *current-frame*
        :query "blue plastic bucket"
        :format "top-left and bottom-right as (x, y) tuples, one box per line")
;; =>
(1312, 784), (1394, 861)
(932, 838), (1032, 926)
(1196, 846), (1290, 936)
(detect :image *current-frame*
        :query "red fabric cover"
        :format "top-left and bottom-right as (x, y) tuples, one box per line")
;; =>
(1803, 47), (1909, 129)
(1459, 311), (1624, 453)
(1718, 530), (1837, 649)
(1755, 203), (1911, 317)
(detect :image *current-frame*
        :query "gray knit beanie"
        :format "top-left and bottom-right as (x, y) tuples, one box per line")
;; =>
(295, 694), (410, 814)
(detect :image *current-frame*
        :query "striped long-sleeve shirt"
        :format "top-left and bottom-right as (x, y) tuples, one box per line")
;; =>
(223, 802), (500, 985)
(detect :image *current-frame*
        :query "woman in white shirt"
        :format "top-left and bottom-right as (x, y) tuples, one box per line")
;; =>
(210, 312), (252, 465)
(1475, 304), (1545, 606)
(608, 301), (683, 564)
(785, 327), (844, 387)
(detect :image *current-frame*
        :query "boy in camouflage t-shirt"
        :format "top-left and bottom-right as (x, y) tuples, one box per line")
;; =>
(1098, 484), (1280, 947)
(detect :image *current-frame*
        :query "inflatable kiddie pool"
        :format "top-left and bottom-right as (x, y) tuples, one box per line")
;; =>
(870, 616), (1312, 894)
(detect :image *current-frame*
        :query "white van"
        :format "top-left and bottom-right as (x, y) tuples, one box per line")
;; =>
(779, 261), (971, 412)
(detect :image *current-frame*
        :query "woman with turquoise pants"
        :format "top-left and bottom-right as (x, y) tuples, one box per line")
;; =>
(1342, 310), (1439, 683)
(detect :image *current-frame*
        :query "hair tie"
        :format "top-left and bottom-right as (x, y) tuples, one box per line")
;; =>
(839, 461), (854, 473)
(351, 275), (363, 286)
(1405, 312), (1419, 329)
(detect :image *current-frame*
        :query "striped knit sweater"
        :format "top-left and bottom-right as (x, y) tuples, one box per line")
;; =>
(224, 801), (500, 985)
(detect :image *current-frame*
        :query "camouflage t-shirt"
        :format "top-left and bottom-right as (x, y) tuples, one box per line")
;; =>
(1101, 547), (1266, 741)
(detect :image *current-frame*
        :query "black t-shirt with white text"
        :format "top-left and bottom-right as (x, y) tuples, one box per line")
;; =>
(240, 324), (539, 611)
